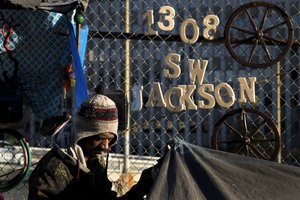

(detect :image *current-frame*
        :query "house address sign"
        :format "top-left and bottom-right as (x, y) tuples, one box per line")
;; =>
(132, 5), (257, 112)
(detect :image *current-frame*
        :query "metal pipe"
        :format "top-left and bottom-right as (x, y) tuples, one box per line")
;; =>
(123, 0), (131, 173)
(277, 61), (282, 163)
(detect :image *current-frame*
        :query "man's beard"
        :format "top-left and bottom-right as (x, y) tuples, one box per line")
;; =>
(86, 153), (107, 170)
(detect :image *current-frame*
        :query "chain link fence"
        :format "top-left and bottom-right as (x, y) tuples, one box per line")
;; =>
(1, 0), (300, 199)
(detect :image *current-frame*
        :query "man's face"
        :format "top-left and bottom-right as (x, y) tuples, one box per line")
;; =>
(79, 132), (115, 159)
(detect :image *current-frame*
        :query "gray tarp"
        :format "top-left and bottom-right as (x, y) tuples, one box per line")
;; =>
(148, 138), (300, 200)
(0, 0), (89, 13)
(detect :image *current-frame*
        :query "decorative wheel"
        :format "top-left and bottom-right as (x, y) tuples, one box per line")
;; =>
(0, 129), (31, 192)
(224, 2), (293, 68)
(211, 108), (281, 161)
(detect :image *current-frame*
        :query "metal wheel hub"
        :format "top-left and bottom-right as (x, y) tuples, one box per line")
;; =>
(256, 31), (263, 39)
(243, 137), (251, 145)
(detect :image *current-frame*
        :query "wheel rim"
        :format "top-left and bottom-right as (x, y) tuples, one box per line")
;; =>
(224, 2), (294, 68)
(0, 129), (31, 192)
(211, 108), (281, 161)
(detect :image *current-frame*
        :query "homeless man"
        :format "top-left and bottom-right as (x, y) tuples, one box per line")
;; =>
(28, 91), (154, 200)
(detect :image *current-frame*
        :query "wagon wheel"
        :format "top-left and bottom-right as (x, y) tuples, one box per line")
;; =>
(211, 108), (281, 162)
(224, 2), (294, 68)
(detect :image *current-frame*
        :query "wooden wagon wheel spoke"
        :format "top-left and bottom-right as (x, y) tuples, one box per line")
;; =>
(260, 37), (272, 61)
(217, 139), (242, 144)
(251, 138), (277, 143)
(248, 39), (258, 64)
(249, 144), (268, 160)
(249, 120), (266, 138)
(234, 143), (245, 154)
(245, 9), (257, 31)
(224, 120), (243, 138)
(249, 146), (261, 158)
(263, 35), (286, 46)
(241, 111), (249, 137)
(231, 26), (255, 34)
(263, 21), (287, 34)
(258, 8), (270, 31)
(245, 145), (250, 157)
(232, 36), (255, 48)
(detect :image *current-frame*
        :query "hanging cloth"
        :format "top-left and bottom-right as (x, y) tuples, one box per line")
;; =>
(68, 22), (88, 111)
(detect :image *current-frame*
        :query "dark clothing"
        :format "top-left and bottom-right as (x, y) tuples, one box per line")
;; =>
(28, 146), (151, 200)
(29, 93), (154, 199)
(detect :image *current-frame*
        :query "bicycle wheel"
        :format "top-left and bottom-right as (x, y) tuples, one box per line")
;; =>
(0, 129), (31, 192)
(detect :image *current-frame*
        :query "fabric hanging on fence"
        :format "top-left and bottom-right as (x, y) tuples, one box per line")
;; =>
(147, 137), (300, 200)
(0, 10), (71, 119)
(72, 23), (89, 69)
(69, 22), (88, 111)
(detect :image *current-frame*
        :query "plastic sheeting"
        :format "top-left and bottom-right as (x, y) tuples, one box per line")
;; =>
(148, 137), (300, 200)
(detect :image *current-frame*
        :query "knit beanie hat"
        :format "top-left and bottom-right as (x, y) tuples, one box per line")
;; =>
(74, 93), (119, 146)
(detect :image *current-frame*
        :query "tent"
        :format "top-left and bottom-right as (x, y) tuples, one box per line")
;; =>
(148, 137), (300, 200)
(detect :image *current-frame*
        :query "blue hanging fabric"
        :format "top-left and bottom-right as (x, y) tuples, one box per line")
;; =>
(72, 23), (89, 68)
(68, 22), (88, 111)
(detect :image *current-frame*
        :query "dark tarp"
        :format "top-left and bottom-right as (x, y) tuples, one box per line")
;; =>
(148, 138), (300, 200)
(0, 0), (89, 13)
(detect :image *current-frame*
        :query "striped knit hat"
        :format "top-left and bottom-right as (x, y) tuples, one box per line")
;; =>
(74, 93), (118, 146)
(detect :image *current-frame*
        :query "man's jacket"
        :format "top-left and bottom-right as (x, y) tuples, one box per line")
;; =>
(28, 146), (153, 200)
